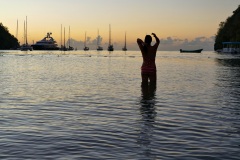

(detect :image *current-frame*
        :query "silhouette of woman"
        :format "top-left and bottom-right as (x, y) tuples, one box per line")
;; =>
(137, 33), (160, 86)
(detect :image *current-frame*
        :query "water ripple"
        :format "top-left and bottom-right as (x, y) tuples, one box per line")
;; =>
(0, 51), (240, 159)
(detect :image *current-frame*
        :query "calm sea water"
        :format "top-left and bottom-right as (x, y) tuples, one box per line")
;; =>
(0, 50), (240, 160)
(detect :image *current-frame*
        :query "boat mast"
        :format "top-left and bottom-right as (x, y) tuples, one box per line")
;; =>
(16, 19), (18, 41)
(84, 31), (86, 47)
(64, 27), (65, 49)
(23, 20), (25, 45)
(97, 29), (99, 47)
(69, 26), (70, 48)
(61, 24), (62, 48)
(26, 16), (28, 45)
(124, 32), (126, 48)
(109, 24), (111, 46)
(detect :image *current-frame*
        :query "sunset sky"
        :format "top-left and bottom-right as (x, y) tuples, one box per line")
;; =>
(1, 0), (239, 50)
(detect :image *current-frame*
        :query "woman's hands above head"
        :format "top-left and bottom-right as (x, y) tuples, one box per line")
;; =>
(137, 38), (144, 44)
(152, 33), (156, 37)
(151, 33), (160, 46)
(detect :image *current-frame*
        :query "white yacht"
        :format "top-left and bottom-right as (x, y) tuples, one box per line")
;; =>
(31, 32), (59, 50)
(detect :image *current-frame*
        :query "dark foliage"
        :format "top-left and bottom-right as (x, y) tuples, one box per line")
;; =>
(0, 23), (19, 49)
(214, 5), (240, 50)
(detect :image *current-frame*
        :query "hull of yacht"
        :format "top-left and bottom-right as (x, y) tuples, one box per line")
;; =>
(31, 45), (59, 50)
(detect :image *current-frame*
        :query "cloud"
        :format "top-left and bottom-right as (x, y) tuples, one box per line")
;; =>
(160, 36), (215, 51)
(66, 35), (104, 50)
(66, 36), (215, 51)
(66, 35), (126, 50)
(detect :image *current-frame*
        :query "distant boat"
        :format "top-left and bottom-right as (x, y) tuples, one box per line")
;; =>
(68, 46), (74, 51)
(180, 49), (203, 53)
(96, 29), (103, 51)
(108, 45), (114, 51)
(20, 16), (33, 51)
(97, 46), (103, 51)
(60, 27), (68, 51)
(221, 42), (240, 53)
(83, 46), (89, 51)
(32, 32), (59, 50)
(59, 26), (73, 51)
(67, 26), (74, 51)
(59, 24), (66, 51)
(83, 32), (89, 51)
(108, 24), (114, 51)
(122, 32), (127, 51)
(21, 44), (33, 51)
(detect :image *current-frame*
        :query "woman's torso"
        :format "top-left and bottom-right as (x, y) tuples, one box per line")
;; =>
(141, 46), (157, 73)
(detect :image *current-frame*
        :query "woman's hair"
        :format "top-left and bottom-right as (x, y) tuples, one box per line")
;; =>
(144, 35), (152, 44)
(143, 35), (152, 53)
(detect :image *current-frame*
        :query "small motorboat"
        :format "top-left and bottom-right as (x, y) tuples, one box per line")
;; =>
(180, 49), (203, 53)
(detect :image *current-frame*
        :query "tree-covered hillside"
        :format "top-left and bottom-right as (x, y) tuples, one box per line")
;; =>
(214, 5), (240, 50)
(0, 23), (19, 49)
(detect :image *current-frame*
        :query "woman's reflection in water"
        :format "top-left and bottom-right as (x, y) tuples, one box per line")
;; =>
(138, 82), (157, 159)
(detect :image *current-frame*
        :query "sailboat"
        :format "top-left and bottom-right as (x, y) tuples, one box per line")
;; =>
(20, 16), (33, 51)
(59, 26), (67, 51)
(60, 24), (63, 50)
(107, 24), (114, 51)
(13, 19), (20, 50)
(96, 29), (103, 51)
(83, 32), (89, 51)
(122, 32), (127, 51)
(68, 26), (74, 51)
(60, 26), (68, 51)
(60, 25), (73, 51)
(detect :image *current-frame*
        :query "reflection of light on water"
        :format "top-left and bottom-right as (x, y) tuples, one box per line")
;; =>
(137, 83), (157, 159)
(1, 51), (240, 159)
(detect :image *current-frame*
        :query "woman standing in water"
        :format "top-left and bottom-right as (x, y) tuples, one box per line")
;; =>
(137, 33), (160, 86)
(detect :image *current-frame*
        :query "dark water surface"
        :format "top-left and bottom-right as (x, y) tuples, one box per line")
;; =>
(0, 50), (240, 159)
